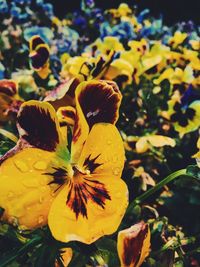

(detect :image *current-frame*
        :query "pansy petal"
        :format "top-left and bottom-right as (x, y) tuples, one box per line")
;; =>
(0, 93), (13, 122)
(57, 106), (76, 126)
(0, 148), (60, 229)
(48, 175), (128, 244)
(55, 248), (73, 267)
(136, 135), (176, 153)
(17, 100), (63, 151)
(71, 80), (121, 163)
(44, 77), (80, 110)
(78, 123), (125, 177)
(29, 35), (45, 51)
(30, 44), (50, 70)
(0, 79), (18, 96)
(76, 80), (121, 128)
(117, 222), (151, 267)
(174, 101), (200, 137)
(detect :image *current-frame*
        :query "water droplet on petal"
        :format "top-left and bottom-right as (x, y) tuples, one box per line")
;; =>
(51, 191), (56, 197)
(38, 215), (44, 224)
(39, 196), (44, 204)
(26, 205), (31, 211)
(107, 139), (112, 145)
(14, 160), (29, 173)
(33, 161), (48, 170)
(113, 167), (120, 176)
(7, 191), (14, 199)
(23, 179), (38, 188)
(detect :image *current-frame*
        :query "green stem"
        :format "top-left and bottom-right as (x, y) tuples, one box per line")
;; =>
(0, 236), (41, 267)
(127, 169), (186, 213)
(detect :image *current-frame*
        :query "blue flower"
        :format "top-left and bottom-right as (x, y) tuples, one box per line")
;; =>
(24, 26), (54, 44)
(181, 86), (200, 107)
(0, 0), (8, 13)
(100, 21), (136, 41)
(137, 9), (150, 23)
(13, 0), (31, 5)
(55, 26), (79, 53)
(41, 3), (54, 18)
(10, 2), (30, 21)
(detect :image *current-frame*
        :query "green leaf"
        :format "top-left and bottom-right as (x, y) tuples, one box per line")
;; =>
(186, 165), (200, 180)
(0, 237), (41, 267)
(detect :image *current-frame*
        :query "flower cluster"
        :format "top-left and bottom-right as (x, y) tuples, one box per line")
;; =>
(0, 1), (199, 266)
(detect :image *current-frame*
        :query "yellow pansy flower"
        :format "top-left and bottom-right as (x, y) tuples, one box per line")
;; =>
(61, 51), (116, 82)
(97, 36), (125, 54)
(104, 58), (134, 88)
(170, 65), (194, 84)
(189, 40), (200, 51)
(0, 80), (128, 244)
(168, 31), (187, 48)
(154, 65), (194, 85)
(162, 94), (200, 137)
(117, 3), (132, 17)
(128, 39), (148, 55)
(29, 35), (51, 79)
(153, 68), (174, 85)
(135, 135), (176, 153)
(117, 221), (151, 267)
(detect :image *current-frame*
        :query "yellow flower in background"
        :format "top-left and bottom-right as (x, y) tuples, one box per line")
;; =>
(0, 80), (128, 244)
(153, 68), (174, 85)
(29, 35), (51, 79)
(55, 248), (73, 267)
(154, 65), (194, 85)
(104, 58), (133, 88)
(170, 65), (194, 85)
(0, 79), (22, 122)
(117, 221), (151, 267)
(128, 39), (148, 55)
(117, 3), (132, 17)
(122, 133), (176, 154)
(183, 49), (200, 70)
(61, 51), (117, 82)
(135, 135), (176, 153)
(172, 101), (200, 137)
(189, 40), (200, 51)
(162, 94), (200, 137)
(134, 166), (155, 191)
(168, 31), (187, 48)
(95, 36), (125, 54)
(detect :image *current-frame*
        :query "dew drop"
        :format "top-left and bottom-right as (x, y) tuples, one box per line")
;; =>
(33, 161), (48, 171)
(14, 160), (29, 173)
(38, 215), (44, 224)
(7, 191), (14, 199)
(113, 167), (120, 176)
(26, 205), (31, 211)
(51, 191), (56, 197)
(107, 139), (112, 145)
(23, 179), (38, 188)
(39, 196), (44, 204)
